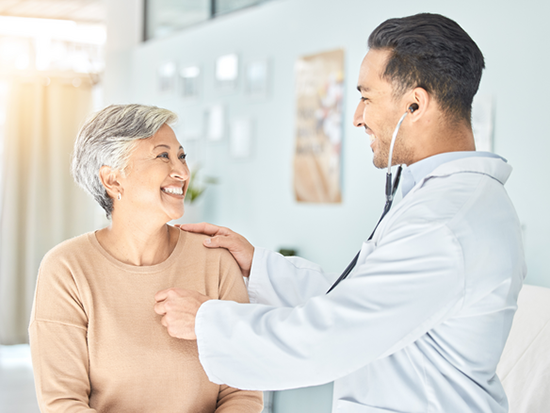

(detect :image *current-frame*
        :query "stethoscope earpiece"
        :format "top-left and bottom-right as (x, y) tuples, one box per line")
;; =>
(409, 103), (419, 113)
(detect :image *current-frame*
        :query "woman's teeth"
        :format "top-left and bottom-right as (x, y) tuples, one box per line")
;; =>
(162, 187), (183, 195)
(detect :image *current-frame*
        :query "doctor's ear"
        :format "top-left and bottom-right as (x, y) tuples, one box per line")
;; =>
(406, 87), (430, 119)
(99, 165), (123, 200)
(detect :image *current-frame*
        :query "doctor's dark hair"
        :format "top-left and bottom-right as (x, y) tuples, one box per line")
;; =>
(368, 13), (485, 124)
(72, 104), (177, 219)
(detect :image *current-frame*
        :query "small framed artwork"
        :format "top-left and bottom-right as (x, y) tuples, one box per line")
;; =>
(179, 65), (201, 99)
(230, 118), (253, 159)
(206, 104), (225, 141)
(245, 59), (269, 99)
(472, 94), (494, 152)
(178, 106), (204, 141)
(293, 49), (344, 203)
(215, 53), (239, 92)
(157, 61), (177, 93)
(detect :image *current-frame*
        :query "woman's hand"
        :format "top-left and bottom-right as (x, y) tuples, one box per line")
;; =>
(154, 288), (211, 340)
(176, 223), (254, 277)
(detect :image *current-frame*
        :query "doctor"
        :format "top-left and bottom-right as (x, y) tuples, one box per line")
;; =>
(155, 13), (525, 412)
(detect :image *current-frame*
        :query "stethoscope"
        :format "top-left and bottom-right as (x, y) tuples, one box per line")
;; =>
(327, 103), (419, 293)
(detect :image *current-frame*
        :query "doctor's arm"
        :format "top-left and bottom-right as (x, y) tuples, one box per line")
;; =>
(212, 250), (263, 412)
(194, 222), (465, 391)
(179, 223), (337, 306)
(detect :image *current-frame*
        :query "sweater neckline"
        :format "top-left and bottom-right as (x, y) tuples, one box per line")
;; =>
(87, 228), (187, 274)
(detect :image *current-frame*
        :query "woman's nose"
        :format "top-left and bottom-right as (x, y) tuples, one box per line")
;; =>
(353, 102), (364, 128)
(171, 161), (190, 181)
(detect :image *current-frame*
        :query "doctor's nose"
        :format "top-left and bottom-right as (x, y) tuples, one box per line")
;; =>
(353, 102), (365, 128)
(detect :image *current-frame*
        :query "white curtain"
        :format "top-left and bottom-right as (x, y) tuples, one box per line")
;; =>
(0, 75), (98, 344)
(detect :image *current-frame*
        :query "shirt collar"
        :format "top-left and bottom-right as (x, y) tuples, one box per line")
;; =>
(400, 151), (505, 198)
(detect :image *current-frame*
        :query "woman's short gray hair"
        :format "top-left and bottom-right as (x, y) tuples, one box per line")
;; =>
(72, 104), (177, 218)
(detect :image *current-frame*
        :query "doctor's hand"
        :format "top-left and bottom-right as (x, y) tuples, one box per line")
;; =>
(176, 223), (254, 277)
(154, 288), (211, 340)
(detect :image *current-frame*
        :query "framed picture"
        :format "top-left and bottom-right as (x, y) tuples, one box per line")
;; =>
(215, 53), (239, 92)
(293, 49), (345, 203)
(472, 94), (494, 152)
(206, 104), (225, 141)
(245, 59), (269, 99)
(157, 61), (177, 93)
(179, 65), (201, 99)
(230, 118), (253, 159)
(178, 106), (204, 141)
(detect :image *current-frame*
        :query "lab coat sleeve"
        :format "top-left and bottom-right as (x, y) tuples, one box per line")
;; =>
(246, 247), (339, 307)
(195, 220), (465, 391)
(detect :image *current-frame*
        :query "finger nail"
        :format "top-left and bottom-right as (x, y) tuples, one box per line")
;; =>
(205, 238), (211, 245)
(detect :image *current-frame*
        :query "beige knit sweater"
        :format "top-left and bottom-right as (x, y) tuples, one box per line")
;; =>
(29, 229), (263, 413)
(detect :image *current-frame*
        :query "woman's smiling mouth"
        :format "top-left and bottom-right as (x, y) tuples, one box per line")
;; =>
(161, 186), (184, 196)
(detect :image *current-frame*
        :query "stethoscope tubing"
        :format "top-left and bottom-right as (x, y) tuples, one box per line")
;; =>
(326, 110), (408, 293)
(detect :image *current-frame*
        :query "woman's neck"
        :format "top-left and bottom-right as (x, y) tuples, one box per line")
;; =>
(96, 218), (179, 266)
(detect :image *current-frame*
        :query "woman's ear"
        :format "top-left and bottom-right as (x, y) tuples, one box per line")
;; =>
(99, 165), (123, 200)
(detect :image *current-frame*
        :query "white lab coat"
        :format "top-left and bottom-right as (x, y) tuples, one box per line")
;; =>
(195, 156), (526, 412)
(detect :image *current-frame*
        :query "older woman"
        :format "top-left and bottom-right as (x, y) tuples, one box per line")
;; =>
(29, 104), (263, 412)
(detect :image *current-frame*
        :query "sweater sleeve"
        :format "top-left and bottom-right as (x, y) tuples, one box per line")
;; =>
(29, 253), (96, 413)
(213, 250), (264, 412)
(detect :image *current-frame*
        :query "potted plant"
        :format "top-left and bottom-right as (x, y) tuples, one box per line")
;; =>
(176, 166), (217, 224)
(186, 168), (217, 204)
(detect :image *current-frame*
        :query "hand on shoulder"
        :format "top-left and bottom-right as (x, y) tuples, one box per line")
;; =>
(177, 223), (254, 277)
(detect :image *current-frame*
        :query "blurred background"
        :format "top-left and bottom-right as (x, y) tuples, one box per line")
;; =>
(0, 0), (549, 412)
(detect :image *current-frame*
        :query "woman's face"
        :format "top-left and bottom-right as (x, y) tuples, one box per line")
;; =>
(117, 124), (189, 223)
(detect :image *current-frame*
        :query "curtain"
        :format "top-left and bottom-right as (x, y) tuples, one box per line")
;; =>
(0, 75), (97, 344)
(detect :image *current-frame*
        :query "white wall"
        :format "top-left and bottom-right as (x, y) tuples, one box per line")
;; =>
(105, 0), (550, 410)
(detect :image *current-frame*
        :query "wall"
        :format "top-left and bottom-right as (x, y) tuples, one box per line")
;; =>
(105, 0), (550, 411)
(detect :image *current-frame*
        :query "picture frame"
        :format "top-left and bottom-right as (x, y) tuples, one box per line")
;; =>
(215, 53), (239, 92)
(206, 104), (225, 141)
(245, 59), (269, 99)
(157, 61), (177, 93)
(472, 94), (494, 152)
(230, 117), (253, 159)
(179, 65), (201, 99)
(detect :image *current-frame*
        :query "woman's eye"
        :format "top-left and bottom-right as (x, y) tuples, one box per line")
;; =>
(179, 153), (187, 161)
(157, 152), (169, 159)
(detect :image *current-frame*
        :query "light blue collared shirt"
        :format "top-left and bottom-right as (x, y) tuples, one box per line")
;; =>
(400, 151), (505, 198)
